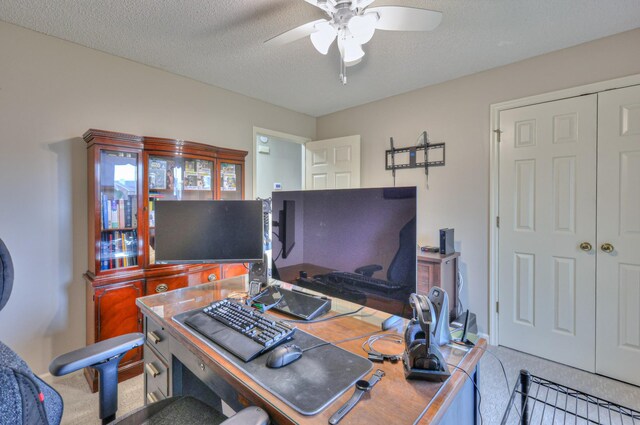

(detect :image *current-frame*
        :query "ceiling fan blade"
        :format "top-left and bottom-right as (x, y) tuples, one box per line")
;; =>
(264, 19), (328, 46)
(369, 6), (442, 31)
(304, 0), (336, 13)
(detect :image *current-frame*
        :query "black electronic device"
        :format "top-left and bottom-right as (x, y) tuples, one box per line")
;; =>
(248, 198), (273, 292)
(439, 228), (454, 255)
(420, 246), (440, 253)
(453, 309), (475, 347)
(252, 285), (331, 321)
(154, 200), (264, 264)
(183, 299), (296, 362)
(402, 294), (450, 382)
(266, 344), (303, 368)
(272, 187), (417, 319)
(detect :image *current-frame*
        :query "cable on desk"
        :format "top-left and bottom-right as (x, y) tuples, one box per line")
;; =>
(302, 330), (386, 353)
(362, 333), (404, 363)
(281, 306), (366, 324)
(446, 362), (483, 425)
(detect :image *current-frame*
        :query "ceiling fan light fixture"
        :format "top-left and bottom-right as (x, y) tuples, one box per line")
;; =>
(310, 22), (337, 54)
(348, 12), (378, 44)
(338, 35), (365, 65)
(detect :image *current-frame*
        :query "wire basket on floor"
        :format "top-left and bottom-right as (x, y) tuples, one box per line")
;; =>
(501, 369), (640, 425)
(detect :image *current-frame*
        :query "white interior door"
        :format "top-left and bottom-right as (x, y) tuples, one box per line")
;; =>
(498, 95), (598, 371)
(305, 136), (360, 189)
(596, 85), (640, 386)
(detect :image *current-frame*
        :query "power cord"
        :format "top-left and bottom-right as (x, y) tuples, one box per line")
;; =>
(472, 345), (522, 421)
(456, 269), (464, 318)
(446, 362), (483, 425)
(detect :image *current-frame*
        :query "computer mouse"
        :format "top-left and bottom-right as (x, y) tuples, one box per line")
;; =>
(266, 344), (303, 368)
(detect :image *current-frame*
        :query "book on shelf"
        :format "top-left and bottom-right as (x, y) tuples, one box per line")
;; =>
(101, 194), (137, 230)
(100, 229), (138, 270)
(124, 197), (132, 228)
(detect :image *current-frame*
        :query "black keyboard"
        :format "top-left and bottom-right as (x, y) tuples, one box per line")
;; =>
(319, 271), (405, 292)
(184, 299), (296, 362)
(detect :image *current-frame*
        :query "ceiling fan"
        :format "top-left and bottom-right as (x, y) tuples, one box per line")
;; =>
(265, 0), (443, 84)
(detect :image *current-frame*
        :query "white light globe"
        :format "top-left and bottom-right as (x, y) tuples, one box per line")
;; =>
(310, 22), (337, 55)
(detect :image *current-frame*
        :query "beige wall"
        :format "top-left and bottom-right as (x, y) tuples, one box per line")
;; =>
(317, 28), (640, 336)
(0, 21), (315, 374)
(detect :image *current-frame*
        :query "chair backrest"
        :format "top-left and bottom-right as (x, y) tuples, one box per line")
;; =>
(387, 217), (416, 285)
(0, 237), (14, 312)
(0, 237), (62, 424)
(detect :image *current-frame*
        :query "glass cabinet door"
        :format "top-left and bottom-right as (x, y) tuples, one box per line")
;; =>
(99, 150), (139, 271)
(220, 162), (243, 200)
(147, 155), (214, 264)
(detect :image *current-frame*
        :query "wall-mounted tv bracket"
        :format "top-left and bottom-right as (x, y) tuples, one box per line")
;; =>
(385, 132), (445, 186)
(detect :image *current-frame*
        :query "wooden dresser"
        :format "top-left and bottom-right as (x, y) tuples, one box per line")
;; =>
(417, 250), (460, 316)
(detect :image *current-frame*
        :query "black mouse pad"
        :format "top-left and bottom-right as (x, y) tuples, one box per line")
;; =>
(173, 309), (372, 415)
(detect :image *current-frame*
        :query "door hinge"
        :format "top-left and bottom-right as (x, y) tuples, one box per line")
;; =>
(496, 301), (499, 314)
(494, 129), (503, 143)
(496, 216), (500, 228)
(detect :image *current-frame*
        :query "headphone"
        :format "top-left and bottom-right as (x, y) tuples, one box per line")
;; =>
(404, 294), (443, 371)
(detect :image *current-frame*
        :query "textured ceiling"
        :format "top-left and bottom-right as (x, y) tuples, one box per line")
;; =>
(1, 0), (639, 116)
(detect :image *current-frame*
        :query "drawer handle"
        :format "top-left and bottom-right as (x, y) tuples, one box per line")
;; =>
(147, 391), (160, 403)
(147, 331), (161, 344)
(208, 273), (217, 282)
(155, 283), (169, 293)
(145, 362), (161, 378)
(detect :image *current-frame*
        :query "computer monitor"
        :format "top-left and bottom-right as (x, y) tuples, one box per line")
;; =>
(154, 200), (264, 264)
(272, 187), (417, 318)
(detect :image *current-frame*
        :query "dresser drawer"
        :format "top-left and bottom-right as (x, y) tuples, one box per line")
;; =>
(144, 343), (169, 399)
(146, 275), (188, 295)
(145, 317), (170, 362)
(187, 266), (221, 285)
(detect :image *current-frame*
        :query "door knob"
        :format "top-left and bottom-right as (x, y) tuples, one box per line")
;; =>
(579, 242), (592, 252)
(601, 243), (614, 253)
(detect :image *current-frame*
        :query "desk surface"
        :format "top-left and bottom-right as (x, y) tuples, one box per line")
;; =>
(137, 276), (485, 425)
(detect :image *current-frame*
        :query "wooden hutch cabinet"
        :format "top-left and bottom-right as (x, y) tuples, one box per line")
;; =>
(83, 129), (247, 391)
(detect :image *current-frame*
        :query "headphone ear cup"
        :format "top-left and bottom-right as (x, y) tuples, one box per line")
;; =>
(404, 320), (424, 347)
(409, 338), (426, 352)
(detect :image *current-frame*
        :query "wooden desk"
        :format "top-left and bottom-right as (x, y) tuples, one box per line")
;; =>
(136, 276), (484, 424)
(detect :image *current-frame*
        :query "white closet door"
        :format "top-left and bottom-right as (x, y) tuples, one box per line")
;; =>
(596, 85), (640, 386)
(498, 95), (597, 371)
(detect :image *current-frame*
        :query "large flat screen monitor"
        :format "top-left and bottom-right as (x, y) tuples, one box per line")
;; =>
(154, 200), (264, 264)
(272, 187), (417, 318)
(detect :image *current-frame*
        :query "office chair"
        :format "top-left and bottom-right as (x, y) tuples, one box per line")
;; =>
(354, 216), (417, 285)
(0, 237), (269, 425)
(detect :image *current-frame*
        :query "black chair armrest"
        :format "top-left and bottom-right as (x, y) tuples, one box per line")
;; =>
(49, 333), (145, 376)
(354, 264), (383, 277)
(221, 406), (269, 425)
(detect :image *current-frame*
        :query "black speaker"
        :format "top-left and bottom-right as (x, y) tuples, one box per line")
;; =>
(439, 228), (454, 255)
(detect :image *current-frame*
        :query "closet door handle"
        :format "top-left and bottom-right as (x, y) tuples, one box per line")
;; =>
(579, 242), (592, 252)
(600, 243), (614, 253)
